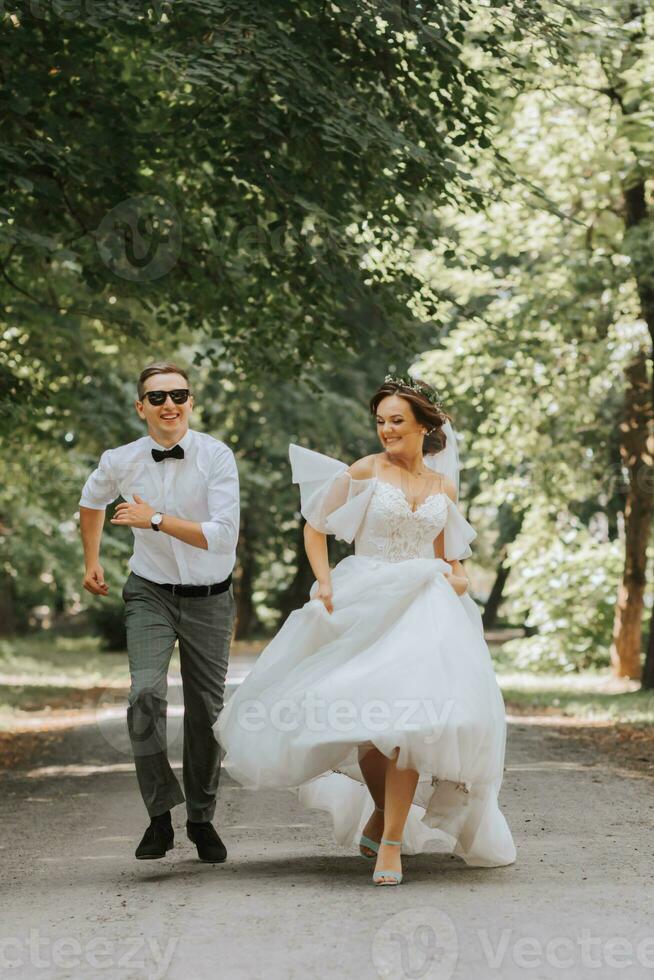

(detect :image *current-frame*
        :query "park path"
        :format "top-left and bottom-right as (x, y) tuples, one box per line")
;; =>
(1, 661), (653, 980)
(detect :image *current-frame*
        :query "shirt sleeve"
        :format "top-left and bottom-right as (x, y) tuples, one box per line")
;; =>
(78, 450), (120, 511)
(201, 446), (240, 555)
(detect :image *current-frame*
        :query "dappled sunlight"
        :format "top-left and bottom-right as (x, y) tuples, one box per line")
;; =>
(507, 761), (601, 771)
(23, 761), (182, 778)
(506, 713), (617, 728)
(498, 670), (642, 694)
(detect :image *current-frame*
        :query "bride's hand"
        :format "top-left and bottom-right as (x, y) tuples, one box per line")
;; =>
(315, 581), (334, 614)
(444, 572), (468, 596)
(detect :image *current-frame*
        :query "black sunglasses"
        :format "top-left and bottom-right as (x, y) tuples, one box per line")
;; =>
(142, 388), (191, 406)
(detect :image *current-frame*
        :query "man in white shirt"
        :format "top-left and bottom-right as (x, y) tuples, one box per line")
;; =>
(79, 361), (239, 863)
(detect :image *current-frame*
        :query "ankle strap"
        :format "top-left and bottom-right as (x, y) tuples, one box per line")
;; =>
(381, 838), (402, 846)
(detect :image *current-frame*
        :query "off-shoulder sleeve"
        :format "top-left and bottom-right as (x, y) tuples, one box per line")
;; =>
(443, 496), (477, 560)
(289, 443), (375, 543)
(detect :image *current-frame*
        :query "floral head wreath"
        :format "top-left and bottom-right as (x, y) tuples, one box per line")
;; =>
(383, 374), (444, 412)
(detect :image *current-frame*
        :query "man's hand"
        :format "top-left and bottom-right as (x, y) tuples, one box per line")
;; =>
(110, 494), (156, 530)
(83, 563), (109, 596)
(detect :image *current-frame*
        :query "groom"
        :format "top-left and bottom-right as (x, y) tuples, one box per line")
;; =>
(78, 361), (239, 862)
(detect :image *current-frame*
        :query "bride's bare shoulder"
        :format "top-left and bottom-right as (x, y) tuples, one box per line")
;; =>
(347, 454), (378, 479)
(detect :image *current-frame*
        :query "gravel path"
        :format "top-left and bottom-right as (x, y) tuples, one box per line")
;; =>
(1, 671), (653, 980)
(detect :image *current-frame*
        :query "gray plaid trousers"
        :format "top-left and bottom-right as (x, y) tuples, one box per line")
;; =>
(122, 572), (235, 822)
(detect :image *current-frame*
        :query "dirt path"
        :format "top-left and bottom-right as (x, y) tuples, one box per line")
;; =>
(1, 679), (653, 980)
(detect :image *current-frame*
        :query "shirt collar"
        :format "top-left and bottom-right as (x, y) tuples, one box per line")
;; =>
(148, 428), (195, 453)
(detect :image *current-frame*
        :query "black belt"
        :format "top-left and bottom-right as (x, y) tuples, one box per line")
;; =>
(136, 573), (232, 597)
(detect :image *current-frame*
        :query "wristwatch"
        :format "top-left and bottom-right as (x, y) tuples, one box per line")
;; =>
(151, 512), (164, 532)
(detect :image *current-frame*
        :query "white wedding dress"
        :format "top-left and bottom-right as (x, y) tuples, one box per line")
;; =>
(214, 442), (517, 868)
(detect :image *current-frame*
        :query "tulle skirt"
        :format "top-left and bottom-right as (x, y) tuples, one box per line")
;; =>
(214, 555), (516, 867)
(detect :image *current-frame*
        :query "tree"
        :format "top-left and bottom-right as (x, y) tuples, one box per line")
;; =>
(0, 0), (592, 635)
(1, 0), (549, 390)
(416, 1), (654, 677)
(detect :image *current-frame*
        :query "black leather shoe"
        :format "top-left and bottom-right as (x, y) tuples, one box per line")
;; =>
(135, 813), (174, 860)
(186, 820), (227, 863)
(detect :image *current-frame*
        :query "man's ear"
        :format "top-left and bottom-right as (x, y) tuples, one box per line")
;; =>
(135, 399), (146, 420)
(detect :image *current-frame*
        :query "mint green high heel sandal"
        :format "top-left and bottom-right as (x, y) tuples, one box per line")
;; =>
(372, 839), (403, 885)
(359, 805), (384, 860)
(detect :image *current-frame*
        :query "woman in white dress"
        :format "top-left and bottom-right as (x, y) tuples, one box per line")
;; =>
(215, 376), (516, 885)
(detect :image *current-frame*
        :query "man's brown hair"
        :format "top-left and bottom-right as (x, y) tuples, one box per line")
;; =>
(137, 362), (190, 401)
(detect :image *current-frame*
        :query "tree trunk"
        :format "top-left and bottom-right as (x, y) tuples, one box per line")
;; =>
(481, 506), (523, 630)
(609, 351), (653, 679)
(276, 521), (315, 628)
(233, 510), (262, 640)
(622, 177), (654, 684)
(482, 551), (511, 630)
(604, 16), (654, 683)
(0, 569), (15, 636)
(643, 614), (654, 690)
(625, 181), (654, 685)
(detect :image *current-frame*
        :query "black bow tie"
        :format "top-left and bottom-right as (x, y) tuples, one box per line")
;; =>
(151, 445), (185, 462)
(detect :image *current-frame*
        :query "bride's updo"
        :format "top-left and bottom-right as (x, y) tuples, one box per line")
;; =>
(369, 377), (452, 455)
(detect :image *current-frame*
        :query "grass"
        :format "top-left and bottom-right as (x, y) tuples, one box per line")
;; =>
(487, 641), (654, 726)
(0, 634), (129, 688)
(0, 634), (152, 730)
(496, 669), (654, 726)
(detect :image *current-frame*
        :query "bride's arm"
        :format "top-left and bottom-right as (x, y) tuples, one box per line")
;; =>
(303, 524), (334, 613)
(302, 455), (375, 614)
(445, 558), (469, 596)
(434, 531), (469, 595)
(433, 476), (469, 595)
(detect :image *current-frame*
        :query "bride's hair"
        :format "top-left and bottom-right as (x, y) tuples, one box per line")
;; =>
(369, 379), (452, 455)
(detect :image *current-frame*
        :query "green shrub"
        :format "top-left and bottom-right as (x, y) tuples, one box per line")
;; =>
(86, 602), (127, 651)
(500, 507), (624, 672)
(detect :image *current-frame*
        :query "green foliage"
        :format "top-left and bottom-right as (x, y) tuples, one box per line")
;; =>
(86, 601), (127, 651)
(3, 0), (650, 684)
(414, 1), (654, 672)
(3, 0), (563, 632)
(499, 503), (624, 672)
(1, 0), (545, 394)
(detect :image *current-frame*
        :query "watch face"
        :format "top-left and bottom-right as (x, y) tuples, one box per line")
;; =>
(152, 513), (163, 526)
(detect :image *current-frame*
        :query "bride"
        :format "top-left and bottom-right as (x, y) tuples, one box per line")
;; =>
(214, 375), (516, 885)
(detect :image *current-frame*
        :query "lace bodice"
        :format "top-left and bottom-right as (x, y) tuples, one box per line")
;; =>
(355, 481), (449, 562)
(288, 443), (477, 562)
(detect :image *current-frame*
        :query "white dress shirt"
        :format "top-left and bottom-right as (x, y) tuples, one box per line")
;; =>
(79, 428), (239, 585)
